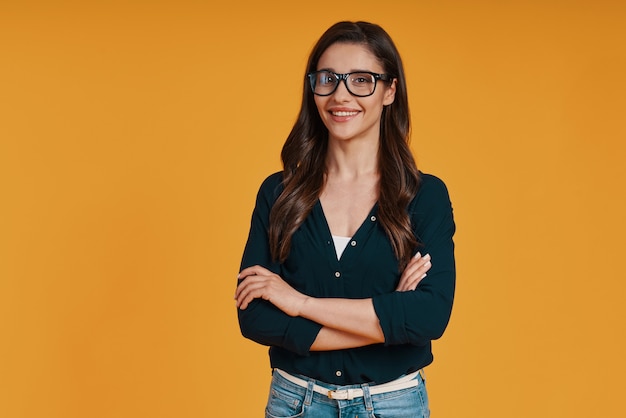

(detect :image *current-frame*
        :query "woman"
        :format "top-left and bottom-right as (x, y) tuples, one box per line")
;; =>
(235, 21), (455, 417)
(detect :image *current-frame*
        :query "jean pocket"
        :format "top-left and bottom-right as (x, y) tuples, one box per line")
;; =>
(265, 384), (305, 418)
(370, 379), (430, 418)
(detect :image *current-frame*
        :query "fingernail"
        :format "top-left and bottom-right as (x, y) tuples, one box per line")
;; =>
(424, 253), (431, 260)
(421, 273), (427, 279)
(414, 252), (421, 259)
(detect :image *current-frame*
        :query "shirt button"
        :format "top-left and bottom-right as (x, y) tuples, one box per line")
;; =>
(350, 240), (357, 247)
(370, 216), (376, 222)
(334, 271), (341, 278)
(335, 370), (342, 377)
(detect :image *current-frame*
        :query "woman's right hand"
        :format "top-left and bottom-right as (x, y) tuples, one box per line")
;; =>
(396, 252), (431, 292)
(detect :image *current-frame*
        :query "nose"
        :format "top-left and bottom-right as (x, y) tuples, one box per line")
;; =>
(332, 79), (352, 101)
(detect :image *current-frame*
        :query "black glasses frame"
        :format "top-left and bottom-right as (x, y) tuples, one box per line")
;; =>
(307, 70), (392, 97)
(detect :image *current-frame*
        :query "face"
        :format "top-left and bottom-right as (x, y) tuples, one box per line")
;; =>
(313, 42), (396, 144)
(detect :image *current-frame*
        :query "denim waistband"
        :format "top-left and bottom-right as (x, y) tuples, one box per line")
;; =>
(274, 368), (424, 401)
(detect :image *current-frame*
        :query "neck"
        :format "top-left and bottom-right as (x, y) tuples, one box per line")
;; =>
(325, 137), (379, 178)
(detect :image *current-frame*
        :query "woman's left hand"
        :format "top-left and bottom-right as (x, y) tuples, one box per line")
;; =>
(396, 252), (432, 292)
(235, 265), (308, 316)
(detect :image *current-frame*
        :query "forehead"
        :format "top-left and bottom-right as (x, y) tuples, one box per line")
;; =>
(316, 42), (383, 72)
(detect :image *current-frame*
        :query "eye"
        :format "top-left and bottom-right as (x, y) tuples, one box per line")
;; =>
(351, 73), (374, 85)
(318, 71), (337, 86)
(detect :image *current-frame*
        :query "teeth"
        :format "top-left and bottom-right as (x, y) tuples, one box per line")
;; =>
(332, 111), (358, 117)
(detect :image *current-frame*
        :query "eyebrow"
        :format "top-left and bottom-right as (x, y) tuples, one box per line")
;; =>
(316, 68), (377, 73)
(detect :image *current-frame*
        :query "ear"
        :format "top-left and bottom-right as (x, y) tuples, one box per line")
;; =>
(382, 78), (397, 106)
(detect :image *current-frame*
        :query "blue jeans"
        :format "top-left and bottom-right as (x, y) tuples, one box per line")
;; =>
(265, 369), (430, 418)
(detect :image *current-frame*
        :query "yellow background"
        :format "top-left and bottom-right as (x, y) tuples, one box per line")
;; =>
(1, 1), (625, 417)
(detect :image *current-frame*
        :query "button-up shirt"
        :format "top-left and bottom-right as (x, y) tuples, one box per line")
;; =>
(238, 171), (456, 385)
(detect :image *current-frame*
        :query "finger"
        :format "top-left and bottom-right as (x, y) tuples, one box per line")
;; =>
(406, 273), (428, 291)
(397, 270), (427, 292)
(407, 255), (431, 281)
(234, 277), (251, 303)
(234, 273), (264, 300)
(398, 253), (423, 281)
(407, 253), (431, 275)
(238, 265), (272, 280)
(397, 254), (432, 291)
(234, 273), (251, 298)
(398, 253), (426, 283)
(405, 259), (432, 290)
(235, 279), (267, 309)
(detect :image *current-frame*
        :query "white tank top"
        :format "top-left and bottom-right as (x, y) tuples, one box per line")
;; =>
(332, 235), (351, 260)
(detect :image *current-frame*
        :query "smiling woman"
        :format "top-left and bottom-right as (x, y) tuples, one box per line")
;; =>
(2, 2), (625, 418)
(235, 21), (456, 417)
(311, 42), (397, 147)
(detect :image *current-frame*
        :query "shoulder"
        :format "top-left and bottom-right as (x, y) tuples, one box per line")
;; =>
(418, 172), (451, 197)
(256, 171), (285, 202)
(259, 171), (284, 190)
(409, 172), (453, 211)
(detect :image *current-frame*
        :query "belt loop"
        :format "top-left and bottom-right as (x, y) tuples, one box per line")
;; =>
(304, 378), (315, 406)
(361, 383), (373, 411)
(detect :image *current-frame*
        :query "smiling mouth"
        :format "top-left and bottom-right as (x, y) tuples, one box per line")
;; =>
(331, 111), (359, 117)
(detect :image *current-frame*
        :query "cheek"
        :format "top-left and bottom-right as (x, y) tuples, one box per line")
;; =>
(313, 96), (327, 116)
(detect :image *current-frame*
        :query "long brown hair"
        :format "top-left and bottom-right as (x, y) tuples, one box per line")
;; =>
(269, 21), (420, 269)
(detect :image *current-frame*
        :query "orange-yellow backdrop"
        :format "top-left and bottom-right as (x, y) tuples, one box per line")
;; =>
(1, 1), (625, 417)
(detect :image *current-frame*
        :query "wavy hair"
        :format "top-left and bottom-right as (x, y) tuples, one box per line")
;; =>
(269, 21), (420, 269)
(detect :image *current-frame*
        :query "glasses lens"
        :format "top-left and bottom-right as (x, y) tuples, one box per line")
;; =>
(347, 73), (376, 97)
(311, 71), (338, 95)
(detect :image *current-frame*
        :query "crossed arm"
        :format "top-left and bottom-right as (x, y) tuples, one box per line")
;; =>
(234, 252), (431, 351)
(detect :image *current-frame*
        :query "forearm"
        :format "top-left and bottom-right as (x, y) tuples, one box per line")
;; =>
(310, 326), (380, 351)
(299, 297), (385, 343)
(238, 299), (323, 356)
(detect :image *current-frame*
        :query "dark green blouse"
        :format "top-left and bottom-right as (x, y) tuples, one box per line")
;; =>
(238, 171), (456, 385)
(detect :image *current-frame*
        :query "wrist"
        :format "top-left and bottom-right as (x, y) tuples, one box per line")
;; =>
(297, 295), (312, 317)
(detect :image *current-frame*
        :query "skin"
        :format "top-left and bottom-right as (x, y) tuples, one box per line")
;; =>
(235, 42), (432, 351)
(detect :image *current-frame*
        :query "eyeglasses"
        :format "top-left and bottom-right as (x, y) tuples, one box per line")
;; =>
(307, 70), (392, 97)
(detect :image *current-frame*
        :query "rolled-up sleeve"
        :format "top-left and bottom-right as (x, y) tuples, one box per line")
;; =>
(372, 174), (456, 345)
(237, 173), (323, 356)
